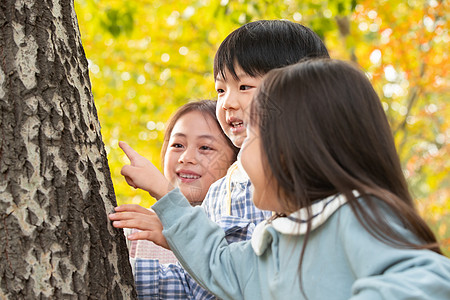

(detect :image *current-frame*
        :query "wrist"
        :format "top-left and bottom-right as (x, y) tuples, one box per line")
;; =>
(152, 181), (175, 200)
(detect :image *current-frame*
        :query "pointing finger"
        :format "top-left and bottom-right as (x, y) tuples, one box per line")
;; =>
(121, 165), (138, 178)
(119, 141), (141, 163)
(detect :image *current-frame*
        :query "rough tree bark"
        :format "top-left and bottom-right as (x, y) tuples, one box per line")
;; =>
(0, 0), (137, 298)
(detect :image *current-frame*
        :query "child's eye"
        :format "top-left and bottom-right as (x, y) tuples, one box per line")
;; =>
(171, 143), (184, 149)
(200, 145), (213, 151)
(216, 88), (225, 94)
(240, 85), (252, 91)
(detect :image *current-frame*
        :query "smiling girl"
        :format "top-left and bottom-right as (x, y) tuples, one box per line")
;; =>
(121, 99), (238, 265)
(161, 100), (238, 205)
(119, 100), (238, 207)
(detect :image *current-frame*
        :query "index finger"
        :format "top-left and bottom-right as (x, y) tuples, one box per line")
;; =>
(114, 204), (155, 215)
(119, 141), (141, 162)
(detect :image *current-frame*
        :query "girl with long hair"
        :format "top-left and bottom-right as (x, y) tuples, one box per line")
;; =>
(113, 59), (450, 299)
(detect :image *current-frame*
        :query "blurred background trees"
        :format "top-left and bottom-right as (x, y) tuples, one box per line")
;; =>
(74, 0), (449, 254)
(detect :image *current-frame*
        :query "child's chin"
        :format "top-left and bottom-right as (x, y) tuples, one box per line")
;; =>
(179, 184), (204, 203)
(253, 196), (277, 212)
(230, 135), (246, 148)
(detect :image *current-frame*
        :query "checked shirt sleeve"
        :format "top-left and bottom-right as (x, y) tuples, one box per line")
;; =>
(132, 182), (226, 300)
(134, 258), (218, 300)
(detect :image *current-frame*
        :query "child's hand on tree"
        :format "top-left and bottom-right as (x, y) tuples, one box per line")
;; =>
(109, 204), (170, 250)
(119, 141), (173, 200)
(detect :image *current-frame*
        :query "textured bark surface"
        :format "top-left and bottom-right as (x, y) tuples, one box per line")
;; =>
(0, 0), (137, 298)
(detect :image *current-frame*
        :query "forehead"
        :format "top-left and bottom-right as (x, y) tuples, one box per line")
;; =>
(215, 64), (250, 82)
(170, 111), (221, 138)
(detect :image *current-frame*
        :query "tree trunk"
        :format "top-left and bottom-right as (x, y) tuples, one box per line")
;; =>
(0, 0), (137, 298)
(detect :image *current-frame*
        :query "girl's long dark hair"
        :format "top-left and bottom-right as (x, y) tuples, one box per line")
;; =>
(251, 58), (442, 294)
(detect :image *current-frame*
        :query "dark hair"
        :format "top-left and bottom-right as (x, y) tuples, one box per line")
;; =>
(214, 20), (329, 81)
(161, 100), (239, 166)
(251, 58), (442, 295)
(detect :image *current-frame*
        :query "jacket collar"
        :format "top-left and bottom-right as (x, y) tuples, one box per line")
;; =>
(251, 192), (358, 256)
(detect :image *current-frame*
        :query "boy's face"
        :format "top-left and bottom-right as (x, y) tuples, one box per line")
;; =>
(215, 65), (263, 148)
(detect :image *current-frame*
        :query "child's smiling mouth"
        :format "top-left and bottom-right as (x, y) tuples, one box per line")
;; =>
(227, 117), (245, 133)
(177, 171), (201, 183)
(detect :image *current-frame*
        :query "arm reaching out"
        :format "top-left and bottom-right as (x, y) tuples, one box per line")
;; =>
(109, 204), (170, 250)
(119, 141), (173, 200)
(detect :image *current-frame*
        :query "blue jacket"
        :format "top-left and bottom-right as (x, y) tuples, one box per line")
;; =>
(133, 162), (271, 299)
(153, 188), (450, 300)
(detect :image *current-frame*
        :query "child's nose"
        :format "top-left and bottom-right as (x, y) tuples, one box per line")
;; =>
(221, 91), (240, 111)
(178, 148), (197, 164)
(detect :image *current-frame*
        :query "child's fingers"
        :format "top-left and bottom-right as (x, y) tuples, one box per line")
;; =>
(123, 175), (137, 189)
(114, 204), (153, 214)
(112, 204), (135, 212)
(127, 230), (152, 241)
(109, 216), (141, 229)
(121, 165), (138, 180)
(108, 211), (135, 221)
(128, 230), (170, 250)
(119, 141), (141, 163)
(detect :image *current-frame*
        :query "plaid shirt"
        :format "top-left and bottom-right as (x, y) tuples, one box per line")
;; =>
(134, 161), (272, 299)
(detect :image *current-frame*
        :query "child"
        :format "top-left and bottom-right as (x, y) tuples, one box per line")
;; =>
(115, 59), (450, 299)
(124, 100), (238, 262)
(111, 20), (329, 298)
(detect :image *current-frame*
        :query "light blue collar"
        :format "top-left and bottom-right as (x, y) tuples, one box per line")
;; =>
(252, 192), (358, 255)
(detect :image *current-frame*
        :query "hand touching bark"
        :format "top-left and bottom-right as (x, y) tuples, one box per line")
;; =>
(109, 204), (170, 250)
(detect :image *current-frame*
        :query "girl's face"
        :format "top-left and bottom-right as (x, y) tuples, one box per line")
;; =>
(241, 123), (284, 212)
(164, 111), (235, 204)
(215, 65), (263, 148)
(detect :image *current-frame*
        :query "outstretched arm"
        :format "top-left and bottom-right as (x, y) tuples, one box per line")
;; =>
(109, 204), (170, 250)
(153, 189), (256, 300)
(110, 204), (220, 299)
(119, 141), (173, 200)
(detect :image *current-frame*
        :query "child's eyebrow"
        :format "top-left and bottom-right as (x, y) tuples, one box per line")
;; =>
(197, 135), (217, 142)
(215, 73), (252, 82)
(169, 133), (185, 139)
(172, 132), (217, 142)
